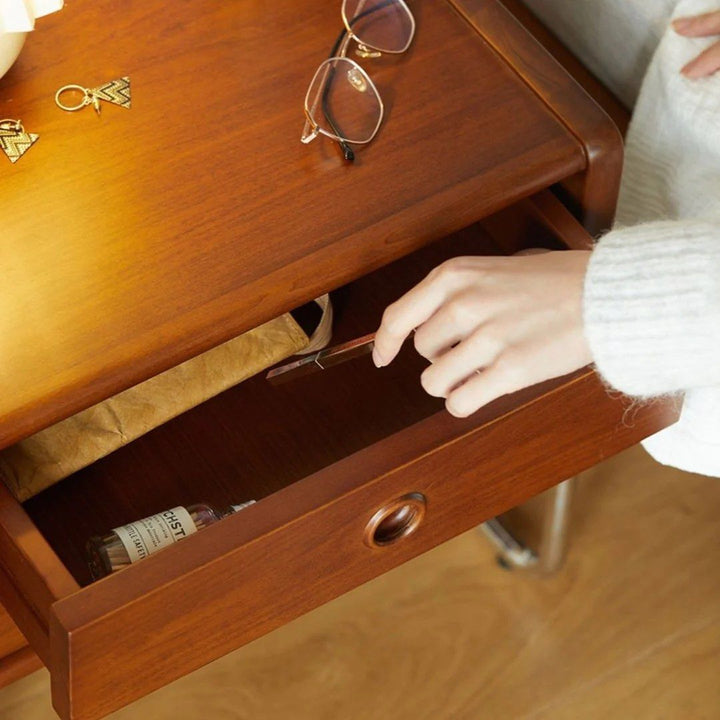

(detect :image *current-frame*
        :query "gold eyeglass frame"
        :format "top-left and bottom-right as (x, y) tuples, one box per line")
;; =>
(301, 0), (416, 150)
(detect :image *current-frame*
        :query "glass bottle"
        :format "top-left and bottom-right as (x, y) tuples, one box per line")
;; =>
(86, 500), (255, 580)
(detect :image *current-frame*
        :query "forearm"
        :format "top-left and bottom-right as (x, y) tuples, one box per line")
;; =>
(583, 220), (720, 397)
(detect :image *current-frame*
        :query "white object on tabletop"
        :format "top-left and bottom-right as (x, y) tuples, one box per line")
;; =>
(0, 0), (63, 33)
(0, 0), (63, 79)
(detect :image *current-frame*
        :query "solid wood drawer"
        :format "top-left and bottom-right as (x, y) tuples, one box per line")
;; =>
(0, 605), (41, 690)
(0, 194), (675, 719)
(0, 604), (27, 664)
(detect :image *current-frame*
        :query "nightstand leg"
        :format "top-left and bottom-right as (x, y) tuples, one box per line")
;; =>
(478, 478), (574, 573)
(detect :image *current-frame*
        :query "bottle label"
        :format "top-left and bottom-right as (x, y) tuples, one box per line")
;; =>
(114, 506), (197, 563)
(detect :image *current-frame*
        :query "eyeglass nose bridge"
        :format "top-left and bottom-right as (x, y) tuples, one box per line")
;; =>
(354, 41), (382, 59)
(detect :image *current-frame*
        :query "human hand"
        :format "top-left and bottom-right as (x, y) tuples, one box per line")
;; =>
(373, 250), (593, 417)
(673, 11), (720, 78)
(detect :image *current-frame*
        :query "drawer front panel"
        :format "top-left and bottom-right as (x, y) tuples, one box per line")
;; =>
(49, 371), (674, 719)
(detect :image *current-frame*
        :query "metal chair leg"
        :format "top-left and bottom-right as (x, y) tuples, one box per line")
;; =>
(537, 477), (574, 574)
(478, 477), (575, 574)
(479, 517), (538, 569)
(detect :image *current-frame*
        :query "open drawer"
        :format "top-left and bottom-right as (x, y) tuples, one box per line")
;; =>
(0, 193), (675, 719)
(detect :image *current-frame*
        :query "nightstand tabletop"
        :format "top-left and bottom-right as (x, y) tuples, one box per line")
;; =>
(0, 0), (585, 447)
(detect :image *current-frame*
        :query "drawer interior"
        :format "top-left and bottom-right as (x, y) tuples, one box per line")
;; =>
(22, 200), (569, 587)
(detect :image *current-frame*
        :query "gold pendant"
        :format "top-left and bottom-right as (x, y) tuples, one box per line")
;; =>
(55, 77), (131, 115)
(0, 120), (39, 164)
(89, 76), (131, 110)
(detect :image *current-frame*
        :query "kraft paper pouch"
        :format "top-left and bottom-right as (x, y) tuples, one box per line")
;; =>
(1, 300), (332, 502)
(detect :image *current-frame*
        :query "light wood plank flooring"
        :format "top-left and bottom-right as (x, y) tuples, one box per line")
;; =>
(2, 444), (719, 719)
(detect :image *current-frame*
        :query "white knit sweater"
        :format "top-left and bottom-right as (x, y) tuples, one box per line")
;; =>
(527, 0), (720, 476)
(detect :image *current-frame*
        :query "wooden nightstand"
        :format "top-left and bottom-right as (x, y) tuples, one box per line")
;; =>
(0, 1), (675, 718)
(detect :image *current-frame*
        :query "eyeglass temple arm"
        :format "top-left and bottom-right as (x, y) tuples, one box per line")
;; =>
(322, 2), (396, 163)
(321, 83), (355, 161)
(324, 27), (356, 162)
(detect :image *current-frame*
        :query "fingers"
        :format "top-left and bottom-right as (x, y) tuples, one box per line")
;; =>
(420, 326), (505, 399)
(442, 325), (592, 418)
(673, 11), (720, 37)
(681, 39), (720, 77)
(373, 282), (445, 367)
(375, 250), (591, 419)
(373, 259), (472, 367)
(444, 355), (526, 418)
(513, 247), (551, 257)
(673, 11), (720, 78)
(412, 289), (488, 361)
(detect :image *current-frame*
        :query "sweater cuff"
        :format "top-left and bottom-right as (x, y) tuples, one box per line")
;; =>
(583, 221), (720, 397)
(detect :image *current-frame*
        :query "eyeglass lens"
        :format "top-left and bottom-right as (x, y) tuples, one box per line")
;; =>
(306, 58), (382, 144)
(343, 0), (414, 53)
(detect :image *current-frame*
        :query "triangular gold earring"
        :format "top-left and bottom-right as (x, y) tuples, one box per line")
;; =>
(55, 77), (131, 115)
(0, 119), (39, 164)
(89, 76), (131, 110)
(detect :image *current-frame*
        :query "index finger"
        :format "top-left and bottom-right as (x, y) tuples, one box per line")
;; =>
(681, 40), (720, 77)
(373, 266), (457, 367)
(673, 11), (720, 37)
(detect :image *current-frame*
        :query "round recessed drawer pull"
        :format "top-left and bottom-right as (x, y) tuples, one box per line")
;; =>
(364, 492), (427, 548)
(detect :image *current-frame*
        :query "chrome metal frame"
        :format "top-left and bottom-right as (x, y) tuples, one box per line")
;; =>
(479, 477), (575, 574)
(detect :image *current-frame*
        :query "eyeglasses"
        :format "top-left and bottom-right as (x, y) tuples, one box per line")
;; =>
(301, 0), (416, 162)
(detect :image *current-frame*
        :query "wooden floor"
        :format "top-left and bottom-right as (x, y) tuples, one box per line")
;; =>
(2, 444), (720, 719)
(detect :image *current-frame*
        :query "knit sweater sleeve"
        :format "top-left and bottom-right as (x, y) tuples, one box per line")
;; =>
(583, 219), (720, 397)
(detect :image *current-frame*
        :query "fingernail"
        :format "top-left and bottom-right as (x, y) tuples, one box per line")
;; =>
(372, 347), (385, 368)
(673, 17), (690, 32)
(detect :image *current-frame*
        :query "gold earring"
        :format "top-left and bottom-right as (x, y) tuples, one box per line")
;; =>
(55, 76), (131, 116)
(0, 119), (39, 164)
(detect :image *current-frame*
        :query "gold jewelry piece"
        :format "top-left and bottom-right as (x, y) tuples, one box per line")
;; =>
(0, 119), (39, 164)
(55, 76), (131, 115)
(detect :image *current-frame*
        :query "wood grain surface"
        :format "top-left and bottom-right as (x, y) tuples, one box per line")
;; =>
(23, 204), (570, 587)
(2, 446), (719, 720)
(0, 647), (42, 692)
(449, 0), (624, 236)
(0, 0), (585, 448)
(0, 2), (651, 717)
(0, 605), (28, 662)
(6, 198), (676, 719)
(0, 486), (77, 667)
(42, 367), (671, 719)
(499, 0), (630, 135)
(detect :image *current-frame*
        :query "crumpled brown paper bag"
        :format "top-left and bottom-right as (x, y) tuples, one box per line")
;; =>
(0, 311), (314, 501)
